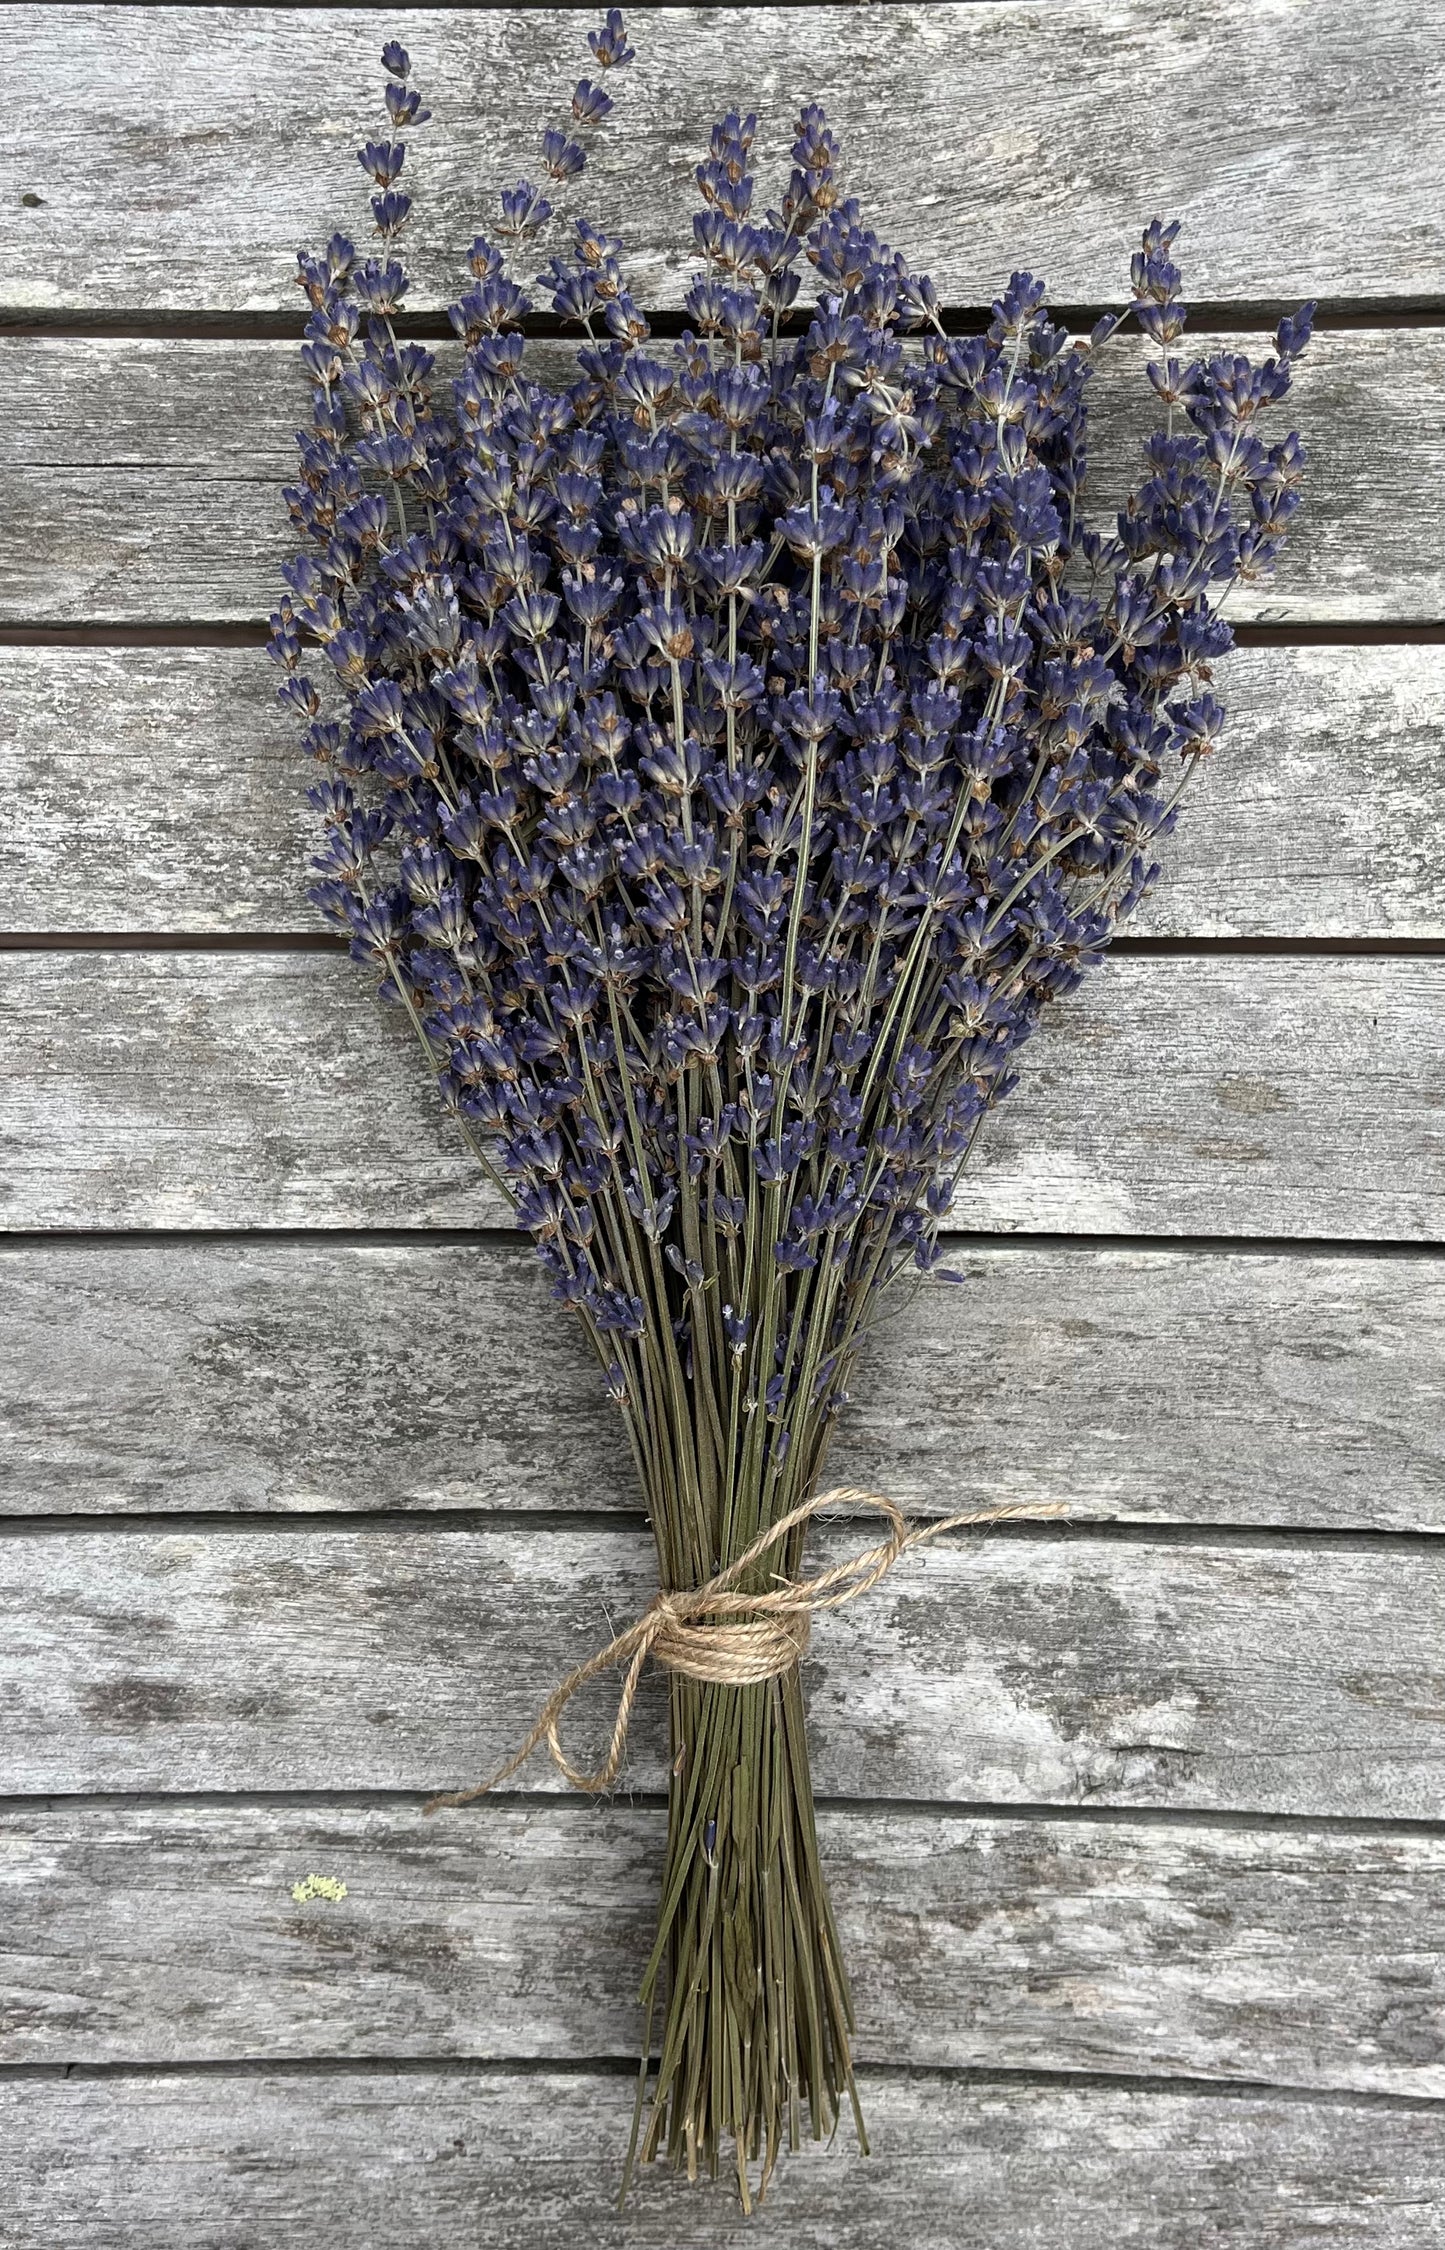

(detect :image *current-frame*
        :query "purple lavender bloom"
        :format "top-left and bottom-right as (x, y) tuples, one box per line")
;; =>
(588, 8), (634, 68)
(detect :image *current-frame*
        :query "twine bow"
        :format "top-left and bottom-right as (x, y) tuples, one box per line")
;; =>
(425, 1486), (1058, 1810)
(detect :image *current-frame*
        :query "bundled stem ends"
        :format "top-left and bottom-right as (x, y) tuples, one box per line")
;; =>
(427, 1482), (1054, 2205)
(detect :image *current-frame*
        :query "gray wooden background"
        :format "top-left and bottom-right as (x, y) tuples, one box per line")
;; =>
(3, 4), (1444, 2243)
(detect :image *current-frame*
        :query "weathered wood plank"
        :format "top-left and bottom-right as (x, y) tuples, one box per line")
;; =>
(4, 1240), (1443, 1531)
(5, 1523), (1444, 1813)
(4, 2068), (1443, 2249)
(955, 953), (1445, 1241)
(3, 331), (1440, 622)
(6, 644), (1442, 938)
(0, 648), (314, 935)
(5, 1800), (1443, 2097)
(2, 951), (1441, 1237)
(7, 3), (1443, 312)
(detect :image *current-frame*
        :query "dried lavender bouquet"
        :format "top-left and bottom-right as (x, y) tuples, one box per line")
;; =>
(272, 12), (1312, 2206)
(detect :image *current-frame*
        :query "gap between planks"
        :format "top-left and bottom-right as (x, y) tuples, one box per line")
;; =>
(4, 932), (1445, 957)
(1, 1508), (1440, 1554)
(5, 1785), (1445, 1841)
(4, 2056), (1444, 2116)
(2, 1224), (1441, 1257)
(5, 620), (1443, 648)
(3, 300), (1444, 342)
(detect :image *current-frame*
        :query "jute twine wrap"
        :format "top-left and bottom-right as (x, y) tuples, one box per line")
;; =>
(426, 1486), (1057, 1810)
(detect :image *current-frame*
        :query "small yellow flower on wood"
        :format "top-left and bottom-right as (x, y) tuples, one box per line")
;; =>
(290, 1873), (349, 1904)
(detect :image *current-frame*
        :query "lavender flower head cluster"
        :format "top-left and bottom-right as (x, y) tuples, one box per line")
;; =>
(272, 15), (1311, 1544)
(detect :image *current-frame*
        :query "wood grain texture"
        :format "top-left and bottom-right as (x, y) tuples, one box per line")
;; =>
(4, 331), (1441, 622)
(4, 1240), (1443, 1531)
(6, 3), (1443, 312)
(0, 647), (315, 935)
(3, 950), (1442, 1237)
(5, 1800), (1445, 2095)
(4, 2068), (1444, 2249)
(5, 1521), (1445, 1813)
(6, 643), (1443, 938)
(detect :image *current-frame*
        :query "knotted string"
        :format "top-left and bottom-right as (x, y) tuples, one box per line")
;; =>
(425, 1486), (1059, 1810)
